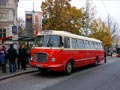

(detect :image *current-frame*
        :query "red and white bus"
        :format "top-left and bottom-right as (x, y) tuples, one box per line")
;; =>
(30, 30), (104, 74)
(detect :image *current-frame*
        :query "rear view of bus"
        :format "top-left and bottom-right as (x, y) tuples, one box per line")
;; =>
(30, 30), (104, 74)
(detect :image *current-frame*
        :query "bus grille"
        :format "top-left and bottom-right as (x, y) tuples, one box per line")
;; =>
(34, 53), (48, 63)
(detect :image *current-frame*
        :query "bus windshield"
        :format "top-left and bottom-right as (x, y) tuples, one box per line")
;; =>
(36, 35), (63, 47)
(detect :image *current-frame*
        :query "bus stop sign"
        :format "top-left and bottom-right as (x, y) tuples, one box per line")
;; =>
(12, 25), (18, 35)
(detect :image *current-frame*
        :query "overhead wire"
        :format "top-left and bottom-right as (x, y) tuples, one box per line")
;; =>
(101, 0), (109, 15)
(91, 0), (105, 21)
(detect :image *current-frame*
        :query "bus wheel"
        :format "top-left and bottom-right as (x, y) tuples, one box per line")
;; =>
(65, 61), (73, 75)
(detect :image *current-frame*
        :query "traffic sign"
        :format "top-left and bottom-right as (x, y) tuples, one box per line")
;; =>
(12, 35), (18, 40)
(12, 25), (18, 35)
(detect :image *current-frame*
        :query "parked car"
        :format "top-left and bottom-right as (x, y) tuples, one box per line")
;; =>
(117, 53), (120, 57)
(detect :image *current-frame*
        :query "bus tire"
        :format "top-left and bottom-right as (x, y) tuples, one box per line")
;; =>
(65, 61), (73, 75)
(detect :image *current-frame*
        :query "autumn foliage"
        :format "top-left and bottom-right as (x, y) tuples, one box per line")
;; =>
(41, 0), (112, 47)
(89, 19), (112, 47)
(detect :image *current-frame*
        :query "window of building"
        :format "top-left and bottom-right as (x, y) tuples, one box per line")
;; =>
(3, 29), (6, 37)
(0, 0), (7, 5)
(0, 29), (2, 38)
(0, 13), (7, 20)
(0, 29), (6, 38)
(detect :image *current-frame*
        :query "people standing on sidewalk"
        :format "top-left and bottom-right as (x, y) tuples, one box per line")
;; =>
(18, 44), (27, 70)
(7, 44), (18, 73)
(0, 45), (7, 73)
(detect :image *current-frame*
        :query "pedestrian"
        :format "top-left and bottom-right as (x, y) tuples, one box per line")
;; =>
(110, 49), (113, 57)
(104, 51), (107, 63)
(0, 45), (7, 73)
(18, 44), (27, 70)
(2, 44), (6, 52)
(7, 44), (18, 72)
(17, 45), (22, 69)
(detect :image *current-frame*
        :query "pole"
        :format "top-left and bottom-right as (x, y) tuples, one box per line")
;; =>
(86, 0), (89, 37)
(33, 2), (37, 46)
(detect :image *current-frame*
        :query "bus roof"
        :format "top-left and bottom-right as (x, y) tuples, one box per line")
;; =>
(38, 30), (102, 43)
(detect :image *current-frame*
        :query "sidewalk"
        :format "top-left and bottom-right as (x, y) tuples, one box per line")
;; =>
(0, 64), (38, 81)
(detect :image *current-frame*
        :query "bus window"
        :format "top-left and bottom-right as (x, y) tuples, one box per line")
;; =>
(97, 43), (100, 49)
(92, 41), (95, 49)
(101, 43), (103, 50)
(89, 41), (93, 49)
(72, 38), (78, 49)
(88, 41), (90, 49)
(78, 39), (85, 49)
(36, 35), (62, 47)
(36, 35), (44, 47)
(64, 37), (70, 48)
(99, 43), (103, 50)
(84, 40), (89, 49)
(95, 42), (99, 49)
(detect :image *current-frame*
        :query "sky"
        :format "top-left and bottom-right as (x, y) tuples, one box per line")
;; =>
(18, 0), (120, 27)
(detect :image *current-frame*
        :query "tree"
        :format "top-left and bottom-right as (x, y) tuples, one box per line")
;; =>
(106, 15), (119, 40)
(89, 19), (112, 48)
(41, 0), (84, 35)
(17, 18), (26, 36)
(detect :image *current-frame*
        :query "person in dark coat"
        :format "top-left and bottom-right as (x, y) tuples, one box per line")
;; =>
(0, 45), (7, 73)
(7, 44), (18, 72)
(104, 51), (107, 63)
(17, 45), (22, 69)
(18, 44), (27, 70)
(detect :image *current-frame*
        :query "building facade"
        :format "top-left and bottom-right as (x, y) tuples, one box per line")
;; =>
(0, 0), (19, 41)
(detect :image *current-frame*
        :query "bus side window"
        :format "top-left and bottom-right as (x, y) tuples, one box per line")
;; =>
(89, 41), (93, 49)
(100, 43), (103, 50)
(98, 43), (100, 49)
(88, 41), (90, 49)
(84, 40), (87, 49)
(99, 43), (103, 50)
(84, 40), (89, 49)
(96, 42), (99, 49)
(78, 39), (85, 49)
(93, 42), (96, 49)
(64, 37), (70, 48)
(72, 38), (78, 49)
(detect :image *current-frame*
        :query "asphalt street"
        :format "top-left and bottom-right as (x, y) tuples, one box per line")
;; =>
(0, 57), (120, 90)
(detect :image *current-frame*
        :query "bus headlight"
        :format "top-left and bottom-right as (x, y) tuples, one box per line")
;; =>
(30, 57), (33, 61)
(51, 58), (56, 62)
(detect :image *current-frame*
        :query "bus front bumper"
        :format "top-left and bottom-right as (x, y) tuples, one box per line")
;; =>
(30, 61), (65, 71)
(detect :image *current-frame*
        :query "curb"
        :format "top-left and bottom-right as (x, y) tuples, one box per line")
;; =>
(0, 69), (38, 81)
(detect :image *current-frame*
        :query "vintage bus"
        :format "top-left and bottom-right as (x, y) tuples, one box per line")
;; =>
(30, 30), (104, 74)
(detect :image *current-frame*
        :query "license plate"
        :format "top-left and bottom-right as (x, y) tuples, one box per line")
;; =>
(36, 64), (42, 67)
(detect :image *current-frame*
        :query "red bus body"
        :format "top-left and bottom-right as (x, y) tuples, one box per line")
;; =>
(30, 30), (104, 73)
